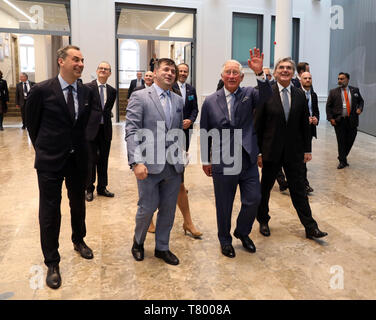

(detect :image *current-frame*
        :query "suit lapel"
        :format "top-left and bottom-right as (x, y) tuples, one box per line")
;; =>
(77, 81), (84, 118)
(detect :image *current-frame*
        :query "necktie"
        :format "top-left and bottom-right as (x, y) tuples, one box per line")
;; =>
(281, 88), (290, 121)
(99, 84), (105, 109)
(23, 82), (28, 97)
(343, 88), (351, 116)
(306, 90), (312, 116)
(162, 91), (172, 128)
(230, 93), (236, 125)
(67, 85), (75, 120)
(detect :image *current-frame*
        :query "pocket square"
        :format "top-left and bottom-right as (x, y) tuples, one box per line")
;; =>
(242, 96), (250, 103)
(188, 95), (195, 101)
(176, 108), (182, 113)
(354, 93), (359, 97)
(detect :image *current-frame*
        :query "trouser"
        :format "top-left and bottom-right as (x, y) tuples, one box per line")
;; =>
(37, 154), (87, 267)
(257, 160), (318, 231)
(86, 125), (111, 192)
(334, 117), (357, 164)
(134, 164), (182, 251)
(212, 150), (261, 245)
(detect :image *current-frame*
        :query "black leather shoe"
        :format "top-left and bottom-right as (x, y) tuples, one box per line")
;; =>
(259, 222), (270, 237)
(74, 241), (94, 259)
(337, 162), (347, 169)
(97, 188), (114, 197)
(234, 231), (256, 253)
(306, 228), (328, 240)
(221, 244), (236, 258)
(306, 185), (314, 194)
(85, 191), (93, 202)
(46, 265), (61, 289)
(131, 239), (144, 261)
(155, 249), (179, 265)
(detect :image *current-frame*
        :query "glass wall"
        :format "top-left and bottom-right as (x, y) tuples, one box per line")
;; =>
(232, 13), (263, 66)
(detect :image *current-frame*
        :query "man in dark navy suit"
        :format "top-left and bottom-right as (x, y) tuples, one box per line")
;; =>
(85, 62), (117, 201)
(200, 48), (272, 258)
(26, 45), (94, 289)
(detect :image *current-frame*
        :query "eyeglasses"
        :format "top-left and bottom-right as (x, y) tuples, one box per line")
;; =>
(98, 67), (111, 72)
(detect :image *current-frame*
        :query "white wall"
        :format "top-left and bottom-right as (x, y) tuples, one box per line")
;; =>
(69, 0), (332, 121)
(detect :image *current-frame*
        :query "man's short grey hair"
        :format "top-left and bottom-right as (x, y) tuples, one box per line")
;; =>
(221, 60), (244, 76)
(274, 57), (296, 73)
(98, 61), (111, 72)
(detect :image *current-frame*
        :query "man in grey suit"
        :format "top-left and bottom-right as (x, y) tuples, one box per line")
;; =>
(125, 58), (185, 265)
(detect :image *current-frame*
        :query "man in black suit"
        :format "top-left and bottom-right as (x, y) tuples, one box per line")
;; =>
(300, 72), (319, 193)
(15, 72), (35, 129)
(26, 45), (94, 289)
(127, 72), (144, 99)
(255, 57), (327, 240)
(85, 62), (117, 201)
(326, 72), (364, 169)
(133, 71), (154, 93)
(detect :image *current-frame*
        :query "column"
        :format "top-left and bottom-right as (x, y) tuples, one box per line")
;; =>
(274, 0), (293, 64)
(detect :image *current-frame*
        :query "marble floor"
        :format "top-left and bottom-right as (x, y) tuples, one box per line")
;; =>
(0, 116), (375, 300)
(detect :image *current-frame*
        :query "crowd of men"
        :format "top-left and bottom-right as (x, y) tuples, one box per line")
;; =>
(0, 44), (364, 290)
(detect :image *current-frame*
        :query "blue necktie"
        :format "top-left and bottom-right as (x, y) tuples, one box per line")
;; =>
(281, 88), (290, 121)
(162, 91), (172, 128)
(230, 93), (236, 126)
(306, 90), (312, 116)
(99, 84), (105, 109)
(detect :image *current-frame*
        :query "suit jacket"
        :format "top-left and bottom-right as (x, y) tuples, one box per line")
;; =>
(125, 85), (185, 174)
(200, 80), (272, 174)
(127, 79), (145, 99)
(291, 77), (301, 88)
(15, 81), (35, 106)
(85, 80), (116, 141)
(303, 89), (320, 139)
(255, 83), (311, 163)
(326, 86), (364, 128)
(0, 78), (9, 113)
(172, 83), (199, 124)
(25, 76), (93, 172)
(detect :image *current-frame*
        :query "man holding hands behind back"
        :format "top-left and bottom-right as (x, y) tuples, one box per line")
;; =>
(26, 45), (94, 289)
(200, 48), (272, 258)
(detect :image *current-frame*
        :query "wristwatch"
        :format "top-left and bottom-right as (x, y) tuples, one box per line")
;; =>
(130, 162), (137, 170)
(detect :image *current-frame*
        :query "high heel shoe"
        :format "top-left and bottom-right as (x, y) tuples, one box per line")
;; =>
(183, 224), (203, 238)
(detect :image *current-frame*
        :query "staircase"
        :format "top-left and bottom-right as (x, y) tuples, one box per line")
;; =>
(4, 87), (21, 118)
(119, 88), (128, 119)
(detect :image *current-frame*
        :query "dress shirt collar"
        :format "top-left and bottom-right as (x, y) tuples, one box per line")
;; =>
(223, 87), (239, 98)
(152, 83), (171, 97)
(58, 74), (77, 92)
(96, 80), (107, 88)
(277, 82), (292, 94)
(177, 81), (185, 89)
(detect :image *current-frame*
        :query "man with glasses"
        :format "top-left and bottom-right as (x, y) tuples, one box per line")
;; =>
(85, 62), (117, 201)
(326, 72), (364, 169)
(255, 57), (327, 241)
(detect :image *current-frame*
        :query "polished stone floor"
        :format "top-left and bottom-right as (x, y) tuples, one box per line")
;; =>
(0, 115), (375, 300)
